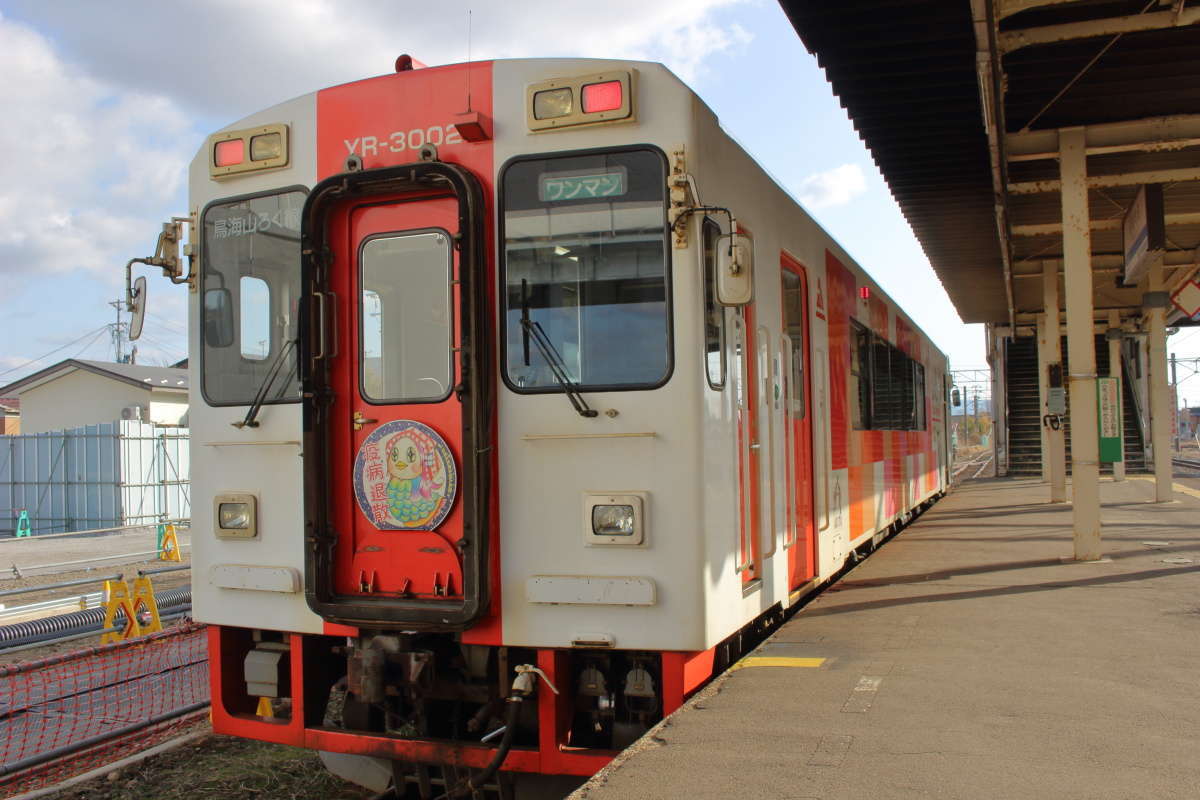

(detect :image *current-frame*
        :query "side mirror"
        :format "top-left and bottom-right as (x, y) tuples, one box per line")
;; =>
(951, 387), (961, 407)
(716, 233), (754, 306)
(129, 276), (147, 341)
(204, 288), (235, 348)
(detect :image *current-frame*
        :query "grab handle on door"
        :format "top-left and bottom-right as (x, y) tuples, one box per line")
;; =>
(353, 411), (378, 431)
(312, 291), (327, 361)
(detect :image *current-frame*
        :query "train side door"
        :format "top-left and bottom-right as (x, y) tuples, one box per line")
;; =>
(781, 255), (816, 588)
(732, 308), (762, 583)
(302, 163), (492, 628)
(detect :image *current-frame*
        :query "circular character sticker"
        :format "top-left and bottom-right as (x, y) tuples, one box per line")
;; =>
(353, 420), (458, 530)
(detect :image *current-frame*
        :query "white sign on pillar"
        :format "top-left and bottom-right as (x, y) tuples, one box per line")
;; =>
(1170, 278), (1200, 320)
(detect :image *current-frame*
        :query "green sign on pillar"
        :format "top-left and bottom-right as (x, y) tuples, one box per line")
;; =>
(1097, 376), (1124, 463)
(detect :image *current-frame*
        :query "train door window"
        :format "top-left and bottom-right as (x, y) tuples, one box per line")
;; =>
(703, 218), (726, 389)
(358, 230), (453, 403)
(782, 270), (805, 417)
(239, 276), (270, 361)
(850, 320), (871, 429)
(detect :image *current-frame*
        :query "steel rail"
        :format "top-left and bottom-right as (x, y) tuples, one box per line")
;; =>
(0, 702), (210, 778)
(136, 564), (191, 576)
(0, 575), (122, 600)
(13, 545), (190, 574)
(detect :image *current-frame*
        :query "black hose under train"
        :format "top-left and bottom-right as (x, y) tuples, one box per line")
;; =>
(0, 587), (192, 649)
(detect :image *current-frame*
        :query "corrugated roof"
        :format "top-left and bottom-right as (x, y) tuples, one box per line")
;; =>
(780, 0), (1009, 324)
(780, 0), (1200, 326)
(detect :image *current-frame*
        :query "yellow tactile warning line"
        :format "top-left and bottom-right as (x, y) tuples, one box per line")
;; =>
(1128, 476), (1200, 501)
(728, 656), (826, 672)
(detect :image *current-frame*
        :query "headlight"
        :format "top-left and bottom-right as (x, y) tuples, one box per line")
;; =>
(583, 492), (647, 546)
(591, 504), (635, 536)
(214, 493), (258, 539)
(533, 87), (573, 120)
(219, 502), (251, 529)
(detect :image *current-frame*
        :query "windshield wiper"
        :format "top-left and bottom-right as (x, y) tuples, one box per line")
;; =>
(234, 337), (297, 429)
(519, 282), (597, 418)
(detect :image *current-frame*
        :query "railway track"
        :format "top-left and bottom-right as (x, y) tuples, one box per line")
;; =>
(953, 452), (994, 482)
(1172, 457), (1200, 471)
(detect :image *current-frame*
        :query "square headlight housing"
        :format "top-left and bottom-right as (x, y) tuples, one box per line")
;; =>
(214, 492), (258, 540)
(583, 492), (647, 546)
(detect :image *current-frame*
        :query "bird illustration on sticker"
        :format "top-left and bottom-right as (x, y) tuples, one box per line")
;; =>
(354, 420), (458, 530)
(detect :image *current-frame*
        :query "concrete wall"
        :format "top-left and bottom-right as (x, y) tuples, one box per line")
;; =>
(149, 392), (188, 425)
(17, 370), (185, 434)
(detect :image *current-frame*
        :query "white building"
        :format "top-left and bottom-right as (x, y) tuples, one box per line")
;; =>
(0, 359), (188, 435)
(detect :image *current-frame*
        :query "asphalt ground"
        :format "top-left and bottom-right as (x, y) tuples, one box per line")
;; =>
(572, 475), (1200, 800)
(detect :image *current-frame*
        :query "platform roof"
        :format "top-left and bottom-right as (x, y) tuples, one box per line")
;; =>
(781, 0), (1200, 327)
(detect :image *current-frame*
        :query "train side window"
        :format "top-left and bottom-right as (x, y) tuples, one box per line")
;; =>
(850, 320), (871, 429)
(782, 269), (805, 417)
(702, 218), (726, 389)
(913, 362), (926, 430)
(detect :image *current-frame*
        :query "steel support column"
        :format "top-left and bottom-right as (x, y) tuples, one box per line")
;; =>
(1059, 128), (1101, 560)
(1147, 260), (1174, 501)
(1107, 309), (1125, 482)
(1041, 260), (1067, 502)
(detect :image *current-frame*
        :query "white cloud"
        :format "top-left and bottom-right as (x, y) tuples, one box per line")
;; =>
(1, 0), (751, 118)
(795, 163), (867, 209)
(0, 12), (193, 282)
(0, 1), (752, 375)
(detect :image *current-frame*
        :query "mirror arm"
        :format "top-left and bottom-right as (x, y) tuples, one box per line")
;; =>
(674, 205), (734, 238)
(124, 257), (152, 311)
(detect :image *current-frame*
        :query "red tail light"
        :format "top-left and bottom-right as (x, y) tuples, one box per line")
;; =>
(582, 81), (623, 113)
(214, 139), (245, 167)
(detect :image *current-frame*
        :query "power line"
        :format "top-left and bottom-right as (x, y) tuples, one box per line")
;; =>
(72, 327), (111, 360)
(0, 325), (111, 379)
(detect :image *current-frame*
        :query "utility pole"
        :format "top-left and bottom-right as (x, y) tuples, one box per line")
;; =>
(1171, 353), (1179, 453)
(107, 300), (126, 364)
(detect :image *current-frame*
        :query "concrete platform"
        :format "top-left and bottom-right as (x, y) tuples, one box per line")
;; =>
(572, 476), (1200, 800)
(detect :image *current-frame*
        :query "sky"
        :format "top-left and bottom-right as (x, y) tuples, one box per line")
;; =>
(0, 0), (1027, 390)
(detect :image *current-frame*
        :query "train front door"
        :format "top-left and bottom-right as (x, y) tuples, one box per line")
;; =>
(781, 255), (816, 588)
(302, 163), (492, 628)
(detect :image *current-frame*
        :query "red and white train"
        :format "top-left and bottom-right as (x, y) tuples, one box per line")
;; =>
(136, 56), (950, 797)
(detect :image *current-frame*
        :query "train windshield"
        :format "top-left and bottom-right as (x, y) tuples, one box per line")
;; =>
(200, 190), (305, 406)
(501, 148), (670, 392)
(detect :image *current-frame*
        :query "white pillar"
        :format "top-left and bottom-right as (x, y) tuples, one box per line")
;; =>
(1043, 260), (1067, 503)
(1036, 313), (1050, 480)
(1148, 260), (1174, 501)
(1059, 128), (1101, 560)
(1107, 309), (1125, 482)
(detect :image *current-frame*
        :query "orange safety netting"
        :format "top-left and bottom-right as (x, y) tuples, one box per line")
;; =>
(0, 622), (209, 797)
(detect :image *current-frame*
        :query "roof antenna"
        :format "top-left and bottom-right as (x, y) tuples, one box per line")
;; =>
(466, 8), (473, 112)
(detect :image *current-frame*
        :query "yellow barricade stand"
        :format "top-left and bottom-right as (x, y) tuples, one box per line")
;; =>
(100, 580), (140, 644)
(100, 575), (164, 643)
(159, 524), (182, 562)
